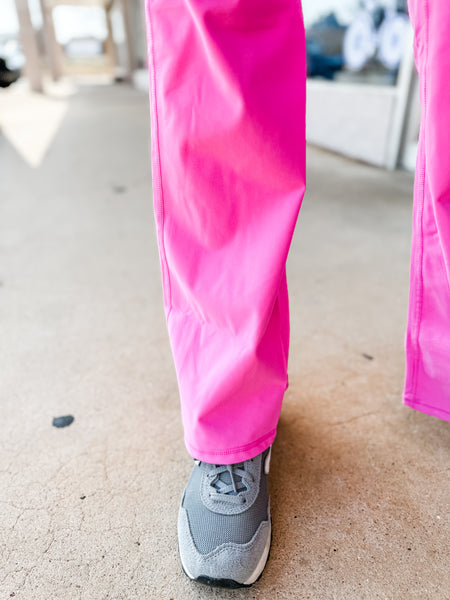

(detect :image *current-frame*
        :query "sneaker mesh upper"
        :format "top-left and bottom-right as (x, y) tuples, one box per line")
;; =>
(182, 450), (270, 555)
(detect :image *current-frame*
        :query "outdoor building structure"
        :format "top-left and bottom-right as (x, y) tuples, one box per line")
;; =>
(13, 0), (144, 90)
(10, 0), (420, 170)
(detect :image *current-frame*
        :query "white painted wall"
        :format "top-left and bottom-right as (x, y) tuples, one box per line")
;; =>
(306, 80), (398, 167)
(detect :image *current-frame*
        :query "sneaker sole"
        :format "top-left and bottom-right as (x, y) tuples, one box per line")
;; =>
(180, 520), (272, 589)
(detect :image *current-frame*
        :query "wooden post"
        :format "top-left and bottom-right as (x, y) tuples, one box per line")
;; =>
(104, 5), (117, 73)
(140, 0), (147, 69)
(120, 0), (137, 82)
(38, 0), (64, 81)
(14, 0), (43, 92)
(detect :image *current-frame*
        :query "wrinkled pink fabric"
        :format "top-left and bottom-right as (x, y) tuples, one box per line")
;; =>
(404, 0), (450, 422)
(144, 0), (450, 465)
(145, 0), (306, 463)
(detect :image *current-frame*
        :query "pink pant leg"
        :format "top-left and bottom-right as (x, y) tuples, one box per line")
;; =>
(404, 0), (450, 421)
(145, 0), (306, 462)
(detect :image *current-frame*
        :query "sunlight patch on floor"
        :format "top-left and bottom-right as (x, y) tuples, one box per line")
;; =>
(0, 78), (76, 168)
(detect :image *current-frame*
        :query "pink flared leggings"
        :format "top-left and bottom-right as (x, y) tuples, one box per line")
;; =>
(144, 0), (450, 464)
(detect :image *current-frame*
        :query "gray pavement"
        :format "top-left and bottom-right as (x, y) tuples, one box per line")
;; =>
(0, 82), (448, 599)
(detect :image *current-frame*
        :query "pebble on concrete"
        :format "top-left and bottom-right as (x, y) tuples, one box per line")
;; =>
(52, 415), (75, 428)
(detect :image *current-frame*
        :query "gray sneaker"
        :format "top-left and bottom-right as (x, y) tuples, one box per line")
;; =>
(177, 447), (272, 588)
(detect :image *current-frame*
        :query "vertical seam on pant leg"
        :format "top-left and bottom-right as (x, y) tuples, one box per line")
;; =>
(146, 0), (173, 316)
(278, 269), (290, 384)
(412, 0), (429, 400)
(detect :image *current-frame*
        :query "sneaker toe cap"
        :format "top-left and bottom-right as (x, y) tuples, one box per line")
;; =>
(178, 506), (271, 585)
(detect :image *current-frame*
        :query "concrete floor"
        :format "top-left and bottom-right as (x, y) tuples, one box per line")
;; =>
(0, 83), (448, 600)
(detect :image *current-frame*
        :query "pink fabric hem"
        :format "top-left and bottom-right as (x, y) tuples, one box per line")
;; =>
(403, 397), (450, 423)
(185, 429), (277, 464)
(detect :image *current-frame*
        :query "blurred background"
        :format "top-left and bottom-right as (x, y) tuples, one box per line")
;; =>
(1, 0), (418, 170)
